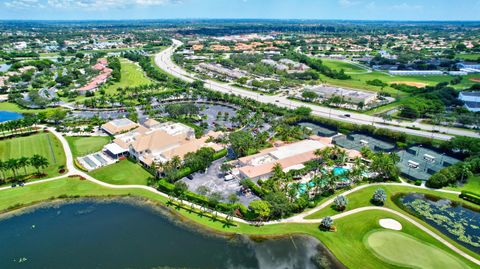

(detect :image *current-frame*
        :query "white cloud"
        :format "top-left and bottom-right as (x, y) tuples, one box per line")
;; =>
(392, 2), (423, 10)
(338, 0), (361, 7)
(4, 0), (45, 9)
(4, 0), (176, 9)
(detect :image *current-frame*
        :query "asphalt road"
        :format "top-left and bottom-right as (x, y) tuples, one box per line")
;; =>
(154, 39), (480, 141)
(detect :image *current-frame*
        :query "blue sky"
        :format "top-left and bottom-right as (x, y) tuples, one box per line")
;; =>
(0, 0), (479, 21)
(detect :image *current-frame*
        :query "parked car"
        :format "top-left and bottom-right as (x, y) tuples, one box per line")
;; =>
(344, 114), (351, 118)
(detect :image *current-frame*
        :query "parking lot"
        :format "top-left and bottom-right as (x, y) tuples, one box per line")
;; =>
(180, 157), (259, 206)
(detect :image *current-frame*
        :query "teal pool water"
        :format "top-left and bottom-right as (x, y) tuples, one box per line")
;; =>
(0, 111), (23, 123)
(332, 167), (348, 176)
(0, 200), (344, 269)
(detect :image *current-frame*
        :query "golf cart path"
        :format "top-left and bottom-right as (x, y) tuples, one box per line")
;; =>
(1, 127), (477, 266)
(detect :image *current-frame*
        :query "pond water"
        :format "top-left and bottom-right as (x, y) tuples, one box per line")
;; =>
(0, 200), (344, 269)
(399, 193), (480, 253)
(0, 111), (23, 123)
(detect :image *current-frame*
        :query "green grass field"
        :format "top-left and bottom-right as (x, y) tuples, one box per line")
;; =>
(104, 58), (152, 94)
(365, 230), (468, 269)
(320, 69), (480, 96)
(0, 132), (66, 178)
(447, 175), (480, 193)
(66, 136), (111, 157)
(304, 184), (480, 263)
(88, 159), (152, 185)
(306, 184), (478, 220)
(320, 58), (367, 73)
(456, 53), (480, 61)
(0, 102), (59, 114)
(0, 178), (477, 269)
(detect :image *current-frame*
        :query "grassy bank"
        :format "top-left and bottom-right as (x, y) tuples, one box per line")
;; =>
(0, 177), (477, 269)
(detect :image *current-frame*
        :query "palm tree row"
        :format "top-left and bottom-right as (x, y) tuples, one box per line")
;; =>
(0, 116), (39, 137)
(0, 154), (49, 182)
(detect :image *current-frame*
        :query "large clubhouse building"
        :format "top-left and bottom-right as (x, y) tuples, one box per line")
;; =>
(101, 118), (223, 168)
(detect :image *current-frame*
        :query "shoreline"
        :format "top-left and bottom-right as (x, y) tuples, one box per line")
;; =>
(0, 195), (346, 268)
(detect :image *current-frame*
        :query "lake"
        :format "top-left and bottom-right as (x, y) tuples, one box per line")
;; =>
(0, 199), (343, 269)
(399, 193), (480, 253)
(0, 111), (23, 123)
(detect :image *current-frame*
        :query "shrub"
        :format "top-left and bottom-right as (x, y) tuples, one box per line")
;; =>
(333, 195), (348, 211)
(460, 191), (480, 205)
(320, 216), (334, 231)
(371, 188), (387, 205)
(240, 178), (268, 197)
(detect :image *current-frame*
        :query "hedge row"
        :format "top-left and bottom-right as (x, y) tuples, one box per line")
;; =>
(157, 179), (235, 213)
(460, 191), (480, 205)
(240, 178), (269, 198)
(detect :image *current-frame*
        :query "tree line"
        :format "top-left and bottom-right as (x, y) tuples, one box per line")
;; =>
(0, 154), (49, 182)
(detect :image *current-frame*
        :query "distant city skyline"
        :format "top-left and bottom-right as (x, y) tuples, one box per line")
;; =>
(0, 0), (479, 21)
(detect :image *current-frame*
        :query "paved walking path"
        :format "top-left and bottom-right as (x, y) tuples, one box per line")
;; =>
(1, 127), (478, 266)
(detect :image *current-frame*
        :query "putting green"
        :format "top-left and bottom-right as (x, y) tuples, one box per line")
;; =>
(365, 230), (468, 269)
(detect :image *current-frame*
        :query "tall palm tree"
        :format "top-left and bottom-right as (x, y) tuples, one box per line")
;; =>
(0, 160), (6, 182)
(30, 155), (49, 175)
(17, 157), (30, 176)
(6, 159), (18, 179)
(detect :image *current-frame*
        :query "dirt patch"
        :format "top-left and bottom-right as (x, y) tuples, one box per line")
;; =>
(469, 78), (480, 83)
(391, 81), (428, 88)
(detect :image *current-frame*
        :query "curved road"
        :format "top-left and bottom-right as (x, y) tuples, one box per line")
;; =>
(154, 39), (480, 140)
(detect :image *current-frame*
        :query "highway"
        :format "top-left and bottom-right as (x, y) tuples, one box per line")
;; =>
(154, 39), (480, 141)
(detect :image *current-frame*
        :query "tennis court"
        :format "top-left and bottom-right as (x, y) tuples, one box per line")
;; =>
(333, 133), (395, 152)
(396, 146), (460, 181)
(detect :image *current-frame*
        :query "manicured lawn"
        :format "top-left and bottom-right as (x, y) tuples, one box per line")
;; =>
(321, 70), (480, 95)
(365, 230), (468, 269)
(0, 132), (66, 179)
(456, 53), (480, 61)
(0, 178), (477, 269)
(0, 102), (58, 114)
(66, 136), (111, 157)
(447, 175), (480, 193)
(104, 58), (152, 94)
(306, 184), (478, 220)
(304, 184), (480, 262)
(88, 159), (152, 185)
(320, 58), (367, 73)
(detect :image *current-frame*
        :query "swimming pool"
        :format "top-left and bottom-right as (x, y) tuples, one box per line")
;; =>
(333, 167), (348, 176)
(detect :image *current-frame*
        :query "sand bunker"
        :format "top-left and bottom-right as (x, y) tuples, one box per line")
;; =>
(391, 81), (428, 88)
(379, 218), (402, 230)
(470, 78), (480, 83)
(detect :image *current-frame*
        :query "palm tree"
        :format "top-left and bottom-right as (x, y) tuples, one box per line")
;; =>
(460, 163), (472, 183)
(0, 160), (6, 182)
(30, 155), (49, 175)
(6, 159), (18, 179)
(17, 157), (30, 176)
